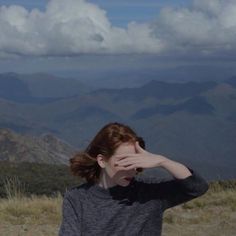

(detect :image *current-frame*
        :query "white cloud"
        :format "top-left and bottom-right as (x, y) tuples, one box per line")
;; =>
(152, 0), (236, 56)
(0, 0), (163, 57)
(0, 0), (236, 57)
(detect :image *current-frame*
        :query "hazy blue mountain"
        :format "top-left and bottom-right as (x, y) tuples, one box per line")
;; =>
(0, 73), (31, 102)
(132, 96), (215, 119)
(0, 72), (91, 103)
(225, 76), (236, 87)
(92, 80), (217, 101)
(55, 105), (121, 123)
(66, 65), (236, 89)
(0, 75), (236, 181)
(19, 73), (91, 98)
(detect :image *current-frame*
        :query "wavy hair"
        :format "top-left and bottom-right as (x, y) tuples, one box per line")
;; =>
(70, 122), (145, 184)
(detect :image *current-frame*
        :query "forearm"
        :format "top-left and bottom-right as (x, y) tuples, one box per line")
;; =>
(156, 156), (192, 179)
(156, 158), (209, 210)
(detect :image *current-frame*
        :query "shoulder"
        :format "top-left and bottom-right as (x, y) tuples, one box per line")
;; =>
(63, 182), (91, 202)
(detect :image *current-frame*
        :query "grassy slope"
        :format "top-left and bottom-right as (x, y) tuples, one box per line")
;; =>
(0, 181), (235, 236)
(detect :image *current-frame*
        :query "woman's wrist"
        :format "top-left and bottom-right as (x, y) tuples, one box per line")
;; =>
(154, 154), (170, 167)
(158, 158), (192, 179)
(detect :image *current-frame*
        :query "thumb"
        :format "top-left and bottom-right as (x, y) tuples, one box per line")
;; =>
(135, 141), (144, 153)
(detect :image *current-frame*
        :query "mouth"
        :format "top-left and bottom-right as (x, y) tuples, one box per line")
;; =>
(124, 177), (134, 182)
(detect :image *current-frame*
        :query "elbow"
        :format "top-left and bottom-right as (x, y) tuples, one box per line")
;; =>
(201, 181), (209, 195)
(188, 180), (209, 197)
(195, 180), (209, 197)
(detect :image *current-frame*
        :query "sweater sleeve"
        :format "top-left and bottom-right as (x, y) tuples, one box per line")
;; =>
(159, 166), (209, 211)
(137, 166), (209, 211)
(58, 191), (82, 236)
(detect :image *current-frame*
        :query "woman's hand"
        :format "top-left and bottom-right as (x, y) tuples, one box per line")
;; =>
(114, 141), (169, 171)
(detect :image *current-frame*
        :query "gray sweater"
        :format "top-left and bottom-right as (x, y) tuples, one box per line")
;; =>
(59, 167), (209, 236)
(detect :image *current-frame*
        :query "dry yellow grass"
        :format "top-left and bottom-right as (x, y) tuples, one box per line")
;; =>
(0, 184), (235, 236)
(162, 187), (236, 236)
(0, 193), (63, 236)
(0, 194), (62, 225)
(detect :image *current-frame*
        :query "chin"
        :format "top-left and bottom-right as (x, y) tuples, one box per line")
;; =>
(119, 182), (129, 187)
(118, 178), (132, 187)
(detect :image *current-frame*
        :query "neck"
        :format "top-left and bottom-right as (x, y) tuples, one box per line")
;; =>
(98, 171), (117, 189)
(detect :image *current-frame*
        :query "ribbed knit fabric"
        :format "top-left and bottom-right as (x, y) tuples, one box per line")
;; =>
(59, 167), (209, 236)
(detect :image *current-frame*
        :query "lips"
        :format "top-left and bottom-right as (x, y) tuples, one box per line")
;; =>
(124, 177), (133, 181)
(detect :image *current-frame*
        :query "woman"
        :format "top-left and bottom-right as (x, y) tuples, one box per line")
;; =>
(59, 122), (209, 236)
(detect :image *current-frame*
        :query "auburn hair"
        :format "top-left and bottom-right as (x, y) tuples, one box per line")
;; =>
(70, 122), (145, 184)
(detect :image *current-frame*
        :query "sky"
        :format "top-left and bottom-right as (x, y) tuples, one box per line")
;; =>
(0, 0), (236, 80)
(0, 0), (192, 27)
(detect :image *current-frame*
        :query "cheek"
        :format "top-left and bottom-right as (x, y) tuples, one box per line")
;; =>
(109, 159), (118, 170)
(111, 164), (120, 173)
(108, 158), (125, 176)
(106, 161), (120, 175)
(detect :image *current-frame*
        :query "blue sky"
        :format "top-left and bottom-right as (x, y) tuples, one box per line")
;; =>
(88, 0), (192, 27)
(0, 0), (192, 27)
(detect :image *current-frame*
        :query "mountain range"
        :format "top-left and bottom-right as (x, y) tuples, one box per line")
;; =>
(0, 72), (235, 181)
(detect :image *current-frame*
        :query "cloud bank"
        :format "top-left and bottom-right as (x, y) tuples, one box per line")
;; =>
(0, 0), (236, 57)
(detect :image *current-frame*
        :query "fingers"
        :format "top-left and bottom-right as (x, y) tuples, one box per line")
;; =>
(114, 161), (132, 167)
(114, 158), (140, 171)
(113, 153), (136, 161)
(115, 164), (137, 171)
(115, 157), (136, 165)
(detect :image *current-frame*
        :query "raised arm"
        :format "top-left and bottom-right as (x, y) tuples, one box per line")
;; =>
(135, 165), (209, 211)
(159, 165), (209, 210)
(59, 191), (82, 236)
(114, 142), (209, 210)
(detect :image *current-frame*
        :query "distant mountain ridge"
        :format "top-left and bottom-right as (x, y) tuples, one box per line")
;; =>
(0, 72), (91, 103)
(132, 96), (215, 119)
(0, 129), (76, 164)
(0, 73), (236, 180)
